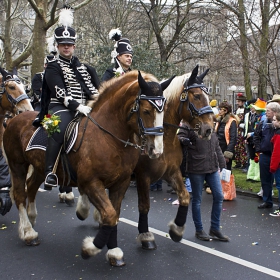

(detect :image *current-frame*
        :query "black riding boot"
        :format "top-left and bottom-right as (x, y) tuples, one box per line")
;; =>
(44, 137), (61, 190)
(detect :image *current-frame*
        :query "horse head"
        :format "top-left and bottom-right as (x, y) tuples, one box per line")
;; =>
(164, 65), (214, 139)
(0, 67), (33, 115)
(128, 71), (174, 159)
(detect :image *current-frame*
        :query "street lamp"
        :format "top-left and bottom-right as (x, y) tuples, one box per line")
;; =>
(229, 85), (237, 112)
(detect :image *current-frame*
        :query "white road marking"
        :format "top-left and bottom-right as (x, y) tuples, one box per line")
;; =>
(119, 217), (280, 278)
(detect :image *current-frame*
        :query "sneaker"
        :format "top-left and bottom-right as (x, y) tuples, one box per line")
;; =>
(206, 187), (212, 194)
(269, 209), (280, 217)
(257, 189), (263, 197)
(209, 229), (229, 242)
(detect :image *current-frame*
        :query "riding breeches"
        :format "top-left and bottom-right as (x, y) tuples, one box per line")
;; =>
(48, 102), (76, 144)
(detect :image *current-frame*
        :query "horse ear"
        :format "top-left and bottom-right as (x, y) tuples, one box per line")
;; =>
(187, 65), (199, 86)
(138, 71), (150, 91)
(160, 75), (176, 92)
(197, 68), (210, 83)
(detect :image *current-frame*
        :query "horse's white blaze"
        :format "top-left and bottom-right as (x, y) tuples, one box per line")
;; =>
(76, 194), (90, 220)
(27, 201), (37, 226)
(153, 110), (164, 155)
(82, 236), (102, 256)
(18, 203), (38, 241)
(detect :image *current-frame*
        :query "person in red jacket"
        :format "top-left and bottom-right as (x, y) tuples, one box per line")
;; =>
(270, 112), (280, 216)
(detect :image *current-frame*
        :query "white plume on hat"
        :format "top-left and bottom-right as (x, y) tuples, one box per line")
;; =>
(58, 6), (74, 27)
(46, 37), (57, 54)
(109, 28), (122, 41)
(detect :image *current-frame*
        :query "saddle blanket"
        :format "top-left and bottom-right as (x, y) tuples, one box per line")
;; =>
(25, 123), (79, 154)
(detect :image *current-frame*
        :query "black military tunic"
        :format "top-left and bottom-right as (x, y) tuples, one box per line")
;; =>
(33, 55), (100, 143)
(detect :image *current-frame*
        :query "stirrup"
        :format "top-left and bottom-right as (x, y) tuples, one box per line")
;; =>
(44, 172), (58, 188)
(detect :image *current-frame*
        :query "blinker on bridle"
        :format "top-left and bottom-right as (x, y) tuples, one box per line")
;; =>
(129, 90), (166, 137)
(179, 82), (213, 118)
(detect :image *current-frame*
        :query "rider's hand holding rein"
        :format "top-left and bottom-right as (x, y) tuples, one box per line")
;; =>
(77, 105), (92, 116)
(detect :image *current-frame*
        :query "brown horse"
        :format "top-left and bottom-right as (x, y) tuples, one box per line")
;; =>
(3, 70), (174, 266)
(0, 67), (33, 138)
(133, 65), (214, 249)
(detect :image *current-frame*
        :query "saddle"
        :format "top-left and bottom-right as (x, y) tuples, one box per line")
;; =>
(26, 117), (80, 153)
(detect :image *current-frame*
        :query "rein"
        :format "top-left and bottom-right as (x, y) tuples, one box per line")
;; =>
(87, 115), (143, 150)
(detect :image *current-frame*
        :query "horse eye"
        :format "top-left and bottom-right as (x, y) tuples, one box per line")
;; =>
(143, 109), (151, 115)
(9, 86), (15, 90)
(194, 94), (200, 100)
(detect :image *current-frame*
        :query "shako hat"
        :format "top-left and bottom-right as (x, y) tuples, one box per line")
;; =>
(109, 28), (133, 63)
(54, 5), (76, 45)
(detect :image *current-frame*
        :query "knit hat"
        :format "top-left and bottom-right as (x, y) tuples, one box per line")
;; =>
(54, 6), (76, 45)
(236, 93), (246, 101)
(267, 94), (280, 103)
(210, 99), (217, 107)
(219, 101), (232, 113)
(251, 98), (266, 111)
(109, 28), (133, 63)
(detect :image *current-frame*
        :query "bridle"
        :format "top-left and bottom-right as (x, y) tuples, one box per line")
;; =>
(86, 90), (166, 152)
(0, 74), (29, 112)
(176, 81), (213, 131)
(128, 91), (166, 136)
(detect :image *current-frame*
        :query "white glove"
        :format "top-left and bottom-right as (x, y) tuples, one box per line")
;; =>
(77, 105), (92, 116)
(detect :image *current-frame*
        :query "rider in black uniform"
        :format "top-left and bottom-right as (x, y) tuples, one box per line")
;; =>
(33, 6), (100, 190)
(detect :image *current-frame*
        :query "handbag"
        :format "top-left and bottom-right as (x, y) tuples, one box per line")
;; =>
(221, 174), (236, 200)
(220, 168), (231, 182)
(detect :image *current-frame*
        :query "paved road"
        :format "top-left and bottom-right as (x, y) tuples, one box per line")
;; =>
(1, 183), (280, 280)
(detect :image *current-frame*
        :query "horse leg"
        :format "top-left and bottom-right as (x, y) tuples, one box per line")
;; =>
(26, 167), (43, 227)
(80, 184), (120, 263)
(76, 193), (90, 220)
(81, 181), (128, 267)
(11, 164), (40, 246)
(168, 171), (190, 242)
(59, 186), (74, 206)
(136, 177), (157, 250)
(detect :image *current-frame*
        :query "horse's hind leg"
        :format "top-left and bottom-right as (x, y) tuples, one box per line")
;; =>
(11, 164), (40, 246)
(136, 177), (157, 250)
(76, 193), (90, 220)
(59, 186), (74, 206)
(168, 171), (190, 242)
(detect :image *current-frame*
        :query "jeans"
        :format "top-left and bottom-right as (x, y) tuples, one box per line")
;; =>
(259, 153), (274, 205)
(189, 171), (224, 232)
(150, 180), (162, 190)
(274, 168), (280, 208)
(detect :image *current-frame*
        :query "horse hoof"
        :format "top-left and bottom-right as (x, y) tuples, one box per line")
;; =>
(142, 240), (157, 250)
(65, 199), (75, 206)
(169, 229), (182, 243)
(25, 238), (40, 246)
(76, 212), (85, 221)
(81, 250), (91, 260)
(108, 257), (126, 267)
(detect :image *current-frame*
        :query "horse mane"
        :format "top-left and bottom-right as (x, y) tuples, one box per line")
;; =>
(95, 70), (159, 107)
(163, 73), (191, 102)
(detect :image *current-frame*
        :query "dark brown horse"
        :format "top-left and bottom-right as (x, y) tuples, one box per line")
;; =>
(133, 65), (214, 249)
(3, 70), (173, 266)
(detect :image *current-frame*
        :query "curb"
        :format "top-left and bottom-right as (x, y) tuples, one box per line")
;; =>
(236, 188), (278, 203)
